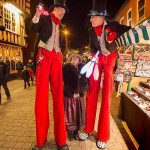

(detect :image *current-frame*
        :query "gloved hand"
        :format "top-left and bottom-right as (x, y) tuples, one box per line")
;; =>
(105, 27), (117, 43)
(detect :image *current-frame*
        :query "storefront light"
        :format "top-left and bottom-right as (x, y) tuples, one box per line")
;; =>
(4, 3), (22, 14)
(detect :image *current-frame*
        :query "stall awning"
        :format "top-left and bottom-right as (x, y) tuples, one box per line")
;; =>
(116, 18), (150, 47)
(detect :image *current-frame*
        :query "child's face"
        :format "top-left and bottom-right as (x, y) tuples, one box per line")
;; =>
(24, 67), (27, 70)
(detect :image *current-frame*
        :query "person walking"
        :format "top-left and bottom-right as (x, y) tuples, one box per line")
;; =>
(22, 66), (30, 89)
(0, 56), (11, 104)
(63, 54), (88, 141)
(29, 0), (69, 150)
(79, 0), (131, 149)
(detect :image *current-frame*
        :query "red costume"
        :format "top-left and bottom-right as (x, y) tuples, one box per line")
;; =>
(79, 1), (131, 148)
(30, 1), (69, 150)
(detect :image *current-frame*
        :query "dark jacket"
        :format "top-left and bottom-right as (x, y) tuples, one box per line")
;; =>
(89, 21), (131, 54)
(0, 61), (9, 84)
(29, 14), (65, 73)
(27, 62), (33, 70)
(22, 70), (30, 80)
(63, 63), (88, 98)
(16, 62), (23, 70)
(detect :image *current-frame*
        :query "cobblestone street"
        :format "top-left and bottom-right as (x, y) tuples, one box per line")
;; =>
(0, 80), (136, 150)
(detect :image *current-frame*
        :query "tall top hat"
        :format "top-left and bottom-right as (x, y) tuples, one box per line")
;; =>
(49, 0), (69, 13)
(88, 0), (108, 16)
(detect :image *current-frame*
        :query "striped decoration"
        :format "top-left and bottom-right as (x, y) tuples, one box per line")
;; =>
(116, 18), (150, 47)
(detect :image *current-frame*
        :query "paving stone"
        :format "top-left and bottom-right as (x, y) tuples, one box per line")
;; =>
(0, 80), (137, 150)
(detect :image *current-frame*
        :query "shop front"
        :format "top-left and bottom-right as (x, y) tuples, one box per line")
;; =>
(0, 42), (23, 74)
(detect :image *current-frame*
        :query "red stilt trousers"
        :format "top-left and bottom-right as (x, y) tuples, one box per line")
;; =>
(85, 52), (117, 142)
(35, 48), (66, 147)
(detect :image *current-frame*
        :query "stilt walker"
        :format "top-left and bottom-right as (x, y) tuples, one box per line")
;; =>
(29, 0), (69, 150)
(79, 0), (131, 149)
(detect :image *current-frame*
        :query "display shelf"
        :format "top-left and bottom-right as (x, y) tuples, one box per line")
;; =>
(139, 82), (150, 89)
(131, 87), (150, 102)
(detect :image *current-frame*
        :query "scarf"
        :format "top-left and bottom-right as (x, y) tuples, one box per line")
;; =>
(94, 23), (104, 37)
(50, 12), (61, 25)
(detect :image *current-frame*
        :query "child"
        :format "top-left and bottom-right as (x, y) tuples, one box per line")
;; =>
(28, 67), (34, 85)
(22, 66), (30, 89)
(63, 54), (88, 141)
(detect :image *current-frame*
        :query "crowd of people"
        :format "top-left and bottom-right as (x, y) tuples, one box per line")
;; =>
(0, 58), (35, 104)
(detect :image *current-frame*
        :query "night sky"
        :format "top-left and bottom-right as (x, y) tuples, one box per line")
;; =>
(30, 0), (126, 49)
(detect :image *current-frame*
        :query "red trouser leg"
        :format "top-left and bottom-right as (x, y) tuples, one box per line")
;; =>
(49, 51), (66, 146)
(85, 52), (117, 141)
(35, 48), (66, 147)
(97, 52), (117, 141)
(85, 65), (103, 134)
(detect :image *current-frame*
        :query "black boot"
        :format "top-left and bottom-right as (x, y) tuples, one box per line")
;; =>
(67, 131), (74, 141)
(74, 130), (79, 140)
(57, 143), (69, 150)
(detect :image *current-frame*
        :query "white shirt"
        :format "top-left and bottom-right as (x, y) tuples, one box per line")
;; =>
(97, 21), (110, 56)
(32, 15), (61, 52)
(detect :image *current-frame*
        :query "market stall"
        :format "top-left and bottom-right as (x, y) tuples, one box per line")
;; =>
(116, 18), (150, 150)
(115, 18), (150, 95)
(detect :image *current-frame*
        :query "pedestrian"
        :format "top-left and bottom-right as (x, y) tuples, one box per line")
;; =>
(5, 57), (10, 75)
(0, 56), (11, 104)
(79, 0), (131, 149)
(22, 66), (30, 89)
(27, 59), (34, 71)
(28, 67), (34, 85)
(16, 59), (23, 79)
(29, 0), (69, 150)
(63, 54), (88, 141)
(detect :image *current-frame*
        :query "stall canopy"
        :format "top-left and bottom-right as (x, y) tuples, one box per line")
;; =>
(116, 18), (150, 47)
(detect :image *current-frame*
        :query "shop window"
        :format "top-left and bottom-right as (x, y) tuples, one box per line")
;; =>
(120, 17), (124, 25)
(127, 9), (132, 26)
(0, 5), (3, 17)
(3, 7), (16, 32)
(138, 0), (145, 20)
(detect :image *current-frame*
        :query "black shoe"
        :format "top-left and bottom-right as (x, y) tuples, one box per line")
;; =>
(74, 130), (79, 140)
(67, 131), (74, 141)
(32, 140), (47, 150)
(57, 143), (69, 150)
(32, 145), (42, 150)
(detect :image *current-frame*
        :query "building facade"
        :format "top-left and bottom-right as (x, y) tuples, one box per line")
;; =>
(0, 0), (30, 74)
(114, 0), (150, 27)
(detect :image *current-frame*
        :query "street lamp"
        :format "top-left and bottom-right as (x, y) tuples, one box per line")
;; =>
(64, 29), (69, 51)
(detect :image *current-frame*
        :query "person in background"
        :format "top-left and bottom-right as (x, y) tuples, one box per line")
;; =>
(0, 56), (11, 104)
(79, 0), (131, 149)
(28, 67), (34, 85)
(27, 59), (34, 71)
(22, 66), (30, 89)
(5, 57), (10, 75)
(63, 54), (88, 141)
(29, 0), (69, 150)
(16, 59), (23, 79)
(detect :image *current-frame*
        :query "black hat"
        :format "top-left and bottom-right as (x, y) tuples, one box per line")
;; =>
(50, 0), (69, 13)
(88, 0), (108, 16)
